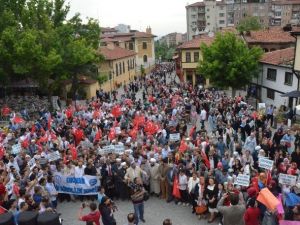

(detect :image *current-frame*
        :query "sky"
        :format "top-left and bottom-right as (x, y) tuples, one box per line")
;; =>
(68, 0), (190, 37)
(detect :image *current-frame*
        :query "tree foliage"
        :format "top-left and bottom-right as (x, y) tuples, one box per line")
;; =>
(155, 41), (176, 61)
(198, 32), (263, 91)
(237, 16), (262, 34)
(0, 0), (102, 100)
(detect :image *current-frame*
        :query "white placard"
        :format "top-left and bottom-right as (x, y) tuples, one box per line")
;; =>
(234, 174), (250, 187)
(258, 157), (274, 170)
(114, 144), (125, 154)
(11, 144), (22, 155)
(115, 127), (121, 134)
(169, 133), (180, 141)
(279, 173), (297, 186)
(258, 103), (266, 109)
(28, 158), (36, 170)
(48, 151), (61, 162)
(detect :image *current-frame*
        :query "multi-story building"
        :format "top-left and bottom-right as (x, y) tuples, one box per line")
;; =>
(99, 43), (136, 92)
(159, 32), (183, 47)
(187, 0), (300, 41)
(176, 36), (214, 86)
(100, 27), (156, 74)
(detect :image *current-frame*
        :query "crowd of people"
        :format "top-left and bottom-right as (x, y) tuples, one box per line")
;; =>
(0, 62), (300, 225)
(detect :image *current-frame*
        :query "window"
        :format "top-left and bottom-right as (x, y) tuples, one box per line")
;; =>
(219, 13), (224, 17)
(133, 59), (135, 68)
(119, 62), (122, 75)
(123, 62), (125, 73)
(109, 72), (112, 80)
(219, 20), (225, 24)
(267, 89), (275, 100)
(194, 52), (199, 62)
(220, 6), (224, 10)
(186, 52), (191, 63)
(284, 72), (293, 86)
(115, 64), (118, 76)
(143, 55), (148, 63)
(128, 60), (130, 71)
(129, 43), (134, 50)
(143, 42), (147, 49)
(207, 22), (210, 26)
(207, 8), (210, 12)
(207, 15), (210, 19)
(267, 68), (277, 81)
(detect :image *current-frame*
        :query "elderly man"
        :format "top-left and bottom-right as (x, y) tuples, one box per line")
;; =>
(125, 161), (142, 184)
(149, 158), (160, 197)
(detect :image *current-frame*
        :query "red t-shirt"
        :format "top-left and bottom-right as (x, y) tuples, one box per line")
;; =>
(81, 211), (101, 225)
(244, 207), (260, 225)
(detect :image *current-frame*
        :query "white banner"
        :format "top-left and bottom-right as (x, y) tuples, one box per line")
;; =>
(54, 173), (100, 195)
(279, 173), (297, 186)
(259, 157), (274, 170)
(169, 133), (180, 141)
(48, 151), (61, 162)
(235, 174), (250, 187)
(114, 144), (125, 154)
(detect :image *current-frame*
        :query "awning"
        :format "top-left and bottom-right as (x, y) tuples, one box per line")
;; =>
(281, 90), (300, 98)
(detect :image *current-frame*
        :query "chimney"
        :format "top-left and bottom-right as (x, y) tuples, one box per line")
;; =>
(146, 26), (152, 34)
(106, 42), (115, 50)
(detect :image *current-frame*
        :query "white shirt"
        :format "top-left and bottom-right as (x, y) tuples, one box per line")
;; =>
(200, 109), (207, 121)
(74, 165), (85, 177)
(45, 182), (57, 201)
(188, 177), (199, 193)
(178, 174), (188, 190)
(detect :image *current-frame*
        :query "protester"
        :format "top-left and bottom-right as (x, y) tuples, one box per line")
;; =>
(78, 202), (101, 225)
(0, 62), (300, 225)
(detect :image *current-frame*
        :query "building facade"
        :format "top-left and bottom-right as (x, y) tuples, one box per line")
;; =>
(100, 27), (156, 74)
(186, 0), (300, 41)
(99, 44), (136, 92)
(250, 48), (297, 109)
(177, 36), (214, 86)
(159, 32), (184, 47)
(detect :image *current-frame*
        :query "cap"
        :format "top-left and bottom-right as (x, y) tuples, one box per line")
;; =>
(121, 162), (126, 167)
(150, 158), (156, 163)
(116, 158), (121, 162)
(255, 146), (261, 151)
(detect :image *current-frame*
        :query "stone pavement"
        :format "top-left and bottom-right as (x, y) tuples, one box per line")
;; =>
(57, 197), (219, 225)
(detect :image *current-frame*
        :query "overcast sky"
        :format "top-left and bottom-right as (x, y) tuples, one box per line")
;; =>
(68, 0), (190, 37)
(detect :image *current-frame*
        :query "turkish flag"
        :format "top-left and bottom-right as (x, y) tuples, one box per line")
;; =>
(31, 124), (36, 134)
(74, 129), (84, 146)
(124, 99), (133, 107)
(133, 115), (145, 127)
(13, 117), (24, 124)
(65, 108), (73, 119)
(200, 151), (210, 169)
(1, 106), (11, 116)
(0, 147), (5, 159)
(70, 144), (77, 160)
(111, 105), (122, 118)
(148, 95), (155, 102)
(47, 116), (52, 130)
(129, 127), (138, 139)
(94, 129), (102, 142)
(179, 139), (188, 153)
(189, 126), (196, 138)
(22, 139), (29, 148)
(93, 110), (101, 119)
(108, 127), (116, 140)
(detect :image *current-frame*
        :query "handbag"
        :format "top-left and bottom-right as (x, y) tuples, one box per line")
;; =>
(195, 205), (207, 214)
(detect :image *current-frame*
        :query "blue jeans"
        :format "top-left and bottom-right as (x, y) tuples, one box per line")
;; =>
(133, 202), (144, 224)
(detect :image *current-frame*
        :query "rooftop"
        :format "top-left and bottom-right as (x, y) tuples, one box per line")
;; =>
(273, 0), (300, 5)
(101, 31), (156, 42)
(101, 27), (117, 33)
(186, 2), (205, 8)
(100, 46), (136, 60)
(177, 36), (214, 49)
(260, 47), (295, 67)
(244, 28), (295, 44)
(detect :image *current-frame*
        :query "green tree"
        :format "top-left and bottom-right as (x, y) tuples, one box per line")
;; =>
(237, 16), (262, 34)
(198, 32), (263, 96)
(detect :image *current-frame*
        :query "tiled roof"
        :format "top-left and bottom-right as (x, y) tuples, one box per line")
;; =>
(101, 27), (117, 32)
(260, 47), (295, 66)
(100, 37), (116, 43)
(177, 36), (214, 49)
(101, 32), (155, 41)
(100, 46), (136, 60)
(186, 2), (205, 8)
(244, 28), (295, 44)
(133, 32), (156, 38)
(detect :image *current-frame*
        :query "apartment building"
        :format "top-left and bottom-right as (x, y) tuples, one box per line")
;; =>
(187, 0), (300, 41)
(159, 32), (184, 47)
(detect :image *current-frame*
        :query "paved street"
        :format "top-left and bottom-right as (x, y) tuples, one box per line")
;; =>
(57, 197), (219, 225)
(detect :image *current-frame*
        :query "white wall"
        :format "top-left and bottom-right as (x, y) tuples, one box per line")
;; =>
(258, 64), (298, 109)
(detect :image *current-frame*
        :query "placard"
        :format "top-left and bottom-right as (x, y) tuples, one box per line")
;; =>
(115, 127), (121, 134)
(235, 174), (250, 187)
(114, 144), (125, 154)
(258, 103), (266, 109)
(101, 145), (115, 154)
(259, 157), (274, 170)
(28, 158), (36, 170)
(48, 151), (61, 162)
(169, 133), (180, 141)
(279, 173), (297, 186)
(11, 143), (22, 155)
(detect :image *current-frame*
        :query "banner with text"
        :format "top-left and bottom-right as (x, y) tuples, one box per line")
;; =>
(279, 173), (297, 186)
(259, 157), (274, 170)
(169, 133), (180, 142)
(235, 174), (250, 187)
(54, 173), (100, 195)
